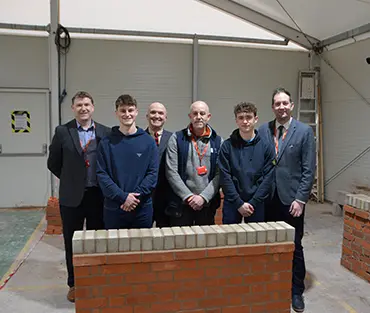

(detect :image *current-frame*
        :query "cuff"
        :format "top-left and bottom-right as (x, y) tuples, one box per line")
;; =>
(295, 199), (306, 205)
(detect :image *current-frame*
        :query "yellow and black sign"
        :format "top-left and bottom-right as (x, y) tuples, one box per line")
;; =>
(11, 110), (31, 133)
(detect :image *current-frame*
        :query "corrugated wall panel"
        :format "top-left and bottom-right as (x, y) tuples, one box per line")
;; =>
(0, 35), (48, 88)
(62, 39), (193, 131)
(198, 45), (309, 139)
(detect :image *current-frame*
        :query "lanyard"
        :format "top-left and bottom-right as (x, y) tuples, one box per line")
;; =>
(274, 126), (287, 155)
(192, 136), (208, 164)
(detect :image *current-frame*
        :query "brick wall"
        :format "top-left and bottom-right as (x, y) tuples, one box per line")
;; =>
(45, 196), (63, 235)
(341, 194), (370, 283)
(73, 222), (295, 313)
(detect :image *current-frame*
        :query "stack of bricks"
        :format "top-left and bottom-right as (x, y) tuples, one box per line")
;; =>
(45, 196), (63, 235)
(341, 193), (370, 283)
(73, 222), (295, 313)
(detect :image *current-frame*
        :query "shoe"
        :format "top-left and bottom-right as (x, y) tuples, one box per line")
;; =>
(67, 286), (75, 303)
(292, 294), (305, 312)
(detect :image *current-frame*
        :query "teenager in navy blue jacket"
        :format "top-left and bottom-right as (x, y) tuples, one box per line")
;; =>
(96, 94), (159, 229)
(218, 102), (275, 224)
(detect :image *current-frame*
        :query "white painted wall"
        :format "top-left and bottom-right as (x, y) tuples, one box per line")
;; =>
(321, 39), (370, 202)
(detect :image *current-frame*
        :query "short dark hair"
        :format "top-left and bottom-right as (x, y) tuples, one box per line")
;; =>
(115, 94), (137, 110)
(234, 102), (257, 117)
(72, 91), (94, 105)
(271, 87), (292, 105)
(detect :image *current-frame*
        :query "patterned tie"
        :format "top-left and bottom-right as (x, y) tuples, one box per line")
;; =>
(154, 132), (159, 147)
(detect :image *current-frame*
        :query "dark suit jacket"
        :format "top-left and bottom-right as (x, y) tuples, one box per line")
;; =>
(145, 128), (172, 213)
(47, 119), (111, 207)
(258, 118), (316, 206)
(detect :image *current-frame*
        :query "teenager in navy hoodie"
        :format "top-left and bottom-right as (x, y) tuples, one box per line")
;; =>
(218, 102), (275, 224)
(96, 94), (159, 229)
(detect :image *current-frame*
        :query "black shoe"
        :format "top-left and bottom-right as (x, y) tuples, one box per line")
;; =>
(292, 294), (305, 312)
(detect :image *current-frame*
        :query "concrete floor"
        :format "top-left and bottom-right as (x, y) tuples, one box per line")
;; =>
(0, 203), (369, 313)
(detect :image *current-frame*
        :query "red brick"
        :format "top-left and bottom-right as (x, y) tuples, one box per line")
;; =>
(343, 232), (355, 241)
(156, 271), (174, 282)
(237, 245), (266, 256)
(74, 255), (107, 267)
(344, 205), (356, 214)
(180, 300), (198, 310)
(75, 297), (107, 310)
(266, 281), (291, 292)
(151, 302), (181, 313)
(151, 261), (181, 272)
(176, 289), (206, 300)
(108, 275), (124, 285)
(109, 296), (125, 307)
(75, 287), (91, 299)
(126, 294), (157, 305)
(223, 305), (250, 313)
(75, 267), (90, 277)
(175, 250), (207, 260)
(133, 263), (150, 273)
(106, 253), (141, 265)
(228, 295), (244, 306)
(133, 305), (151, 313)
(353, 229), (364, 239)
(76, 276), (106, 287)
(266, 262), (291, 272)
(132, 284), (149, 293)
(199, 297), (228, 308)
(101, 285), (131, 296)
(102, 264), (132, 275)
(101, 307), (133, 313)
(267, 244), (295, 254)
(174, 269), (204, 281)
(126, 273), (156, 284)
(142, 252), (174, 263)
(207, 247), (238, 258)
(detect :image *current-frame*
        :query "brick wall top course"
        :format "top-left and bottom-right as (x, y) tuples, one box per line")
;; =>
(72, 222), (295, 255)
(345, 193), (370, 211)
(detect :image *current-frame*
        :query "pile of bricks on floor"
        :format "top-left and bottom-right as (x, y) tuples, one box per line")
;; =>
(72, 222), (295, 313)
(341, 193), (370, 283)
(45, 196), (62, 235)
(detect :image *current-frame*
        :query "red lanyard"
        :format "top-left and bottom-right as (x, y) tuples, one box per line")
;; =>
(274, 127), (287, 154)
(192, 136), (208, 164)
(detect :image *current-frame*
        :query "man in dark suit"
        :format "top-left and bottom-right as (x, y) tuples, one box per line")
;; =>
(145, 102), (172, 227)
(259, 87), (316, 313)
(47, 91), (110, 303)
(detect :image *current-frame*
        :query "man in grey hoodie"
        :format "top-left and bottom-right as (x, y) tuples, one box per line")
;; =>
(165, 101), (222, 226)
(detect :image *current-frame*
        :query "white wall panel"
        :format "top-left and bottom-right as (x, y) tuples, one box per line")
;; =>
(321, 39), (370, 201)
(0, 35), (48, 88)
(62, 39), (193, 132)
(198, 45), (309, 138)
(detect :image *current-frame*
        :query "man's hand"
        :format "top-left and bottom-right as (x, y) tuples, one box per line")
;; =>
(121, 193), (140, 212)
(238, 202), (254, 217)
(188, 195), (205, 211)
(289, 200), (304, 217)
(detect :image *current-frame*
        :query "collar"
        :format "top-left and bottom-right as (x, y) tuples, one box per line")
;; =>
(76, 120), (95, 131)
(275, 117), (292, 131)
(187, 124), (212, 139)
(148, 127), (163, 136)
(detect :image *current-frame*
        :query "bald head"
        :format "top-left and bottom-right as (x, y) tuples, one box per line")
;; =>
(188, 100), (211, 133)
(146, 102), (167, 131)
(189, 101), (209, 114)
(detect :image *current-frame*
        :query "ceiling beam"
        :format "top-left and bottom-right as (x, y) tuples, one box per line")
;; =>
(319, 23), (370, 48)
(197, 0), (319, 50)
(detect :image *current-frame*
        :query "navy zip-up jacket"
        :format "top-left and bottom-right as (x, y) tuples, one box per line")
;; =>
(218, 129), (275, 212)
(96, 126), (159, 211)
